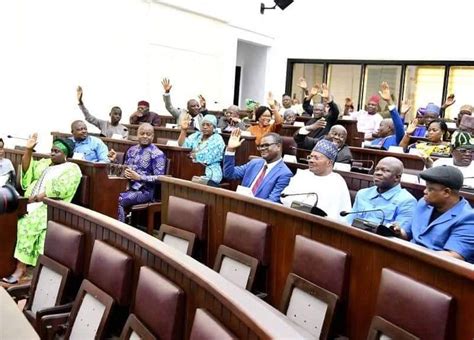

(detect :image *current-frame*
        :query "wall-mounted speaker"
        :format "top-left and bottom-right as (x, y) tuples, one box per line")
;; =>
(274, 0), (294, 10)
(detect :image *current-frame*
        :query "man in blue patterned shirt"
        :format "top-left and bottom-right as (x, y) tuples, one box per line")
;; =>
(109, 123), (166, 222)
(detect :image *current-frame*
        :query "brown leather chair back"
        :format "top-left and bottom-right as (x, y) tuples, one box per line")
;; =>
(292, 235), (349, 298)
(133, 266), (184, 340)
(282, 136), (297, 155)
(87, 240), (133, 306)
(373, 268), (453, 340)
(189, 309), (236, 340)
(167, 196), (207, 240)
(44, 221), (85, 276)
(223, 212), (270, 265)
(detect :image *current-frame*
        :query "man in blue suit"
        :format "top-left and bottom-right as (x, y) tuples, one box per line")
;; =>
(223, 130), (292, 203)
(392, 165), (474, 263)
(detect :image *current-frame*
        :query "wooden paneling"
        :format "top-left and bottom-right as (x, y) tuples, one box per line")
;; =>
(50, 132), (205, 181)
(45, 199), (311, 339)
(0, 198), (27, 277)
(349, 147), (425, 170)
(158, 176), (474, 339)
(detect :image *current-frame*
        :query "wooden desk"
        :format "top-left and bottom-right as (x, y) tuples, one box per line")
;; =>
(99, 137), (205, 181)
(0, 287), (39, 339)
(338, 119), (365, 147)
(291, 117), (365, 147)
(280, 124), (300, 137)
(69, 159), (128, 218)
(45, 199), (311, 339)
(50, 132), (205, 181)
(0, 198), (27, 278)
(157, 176), (474, 339)
(124, 124), (192, 142)
(349, 146), (426, 170)
(123, 125), (257, 165)
(8, 142), (128, 219)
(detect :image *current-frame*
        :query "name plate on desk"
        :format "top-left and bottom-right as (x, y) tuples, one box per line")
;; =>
(293, 121), (305, 127)
(283, 154), (297, 163)
(72, 152), (85, 160)
(240, 131), (252, 137)
(388, 146), (404, 153)
(166, 140), (179, 147)
(333, 162), (351, 172)
(341, 116), (356, 120)
(165, 123), (178, 129)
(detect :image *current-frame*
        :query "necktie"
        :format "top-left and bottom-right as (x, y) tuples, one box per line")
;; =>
(252, 165), (267, 195)
(189, 117), (195, 129)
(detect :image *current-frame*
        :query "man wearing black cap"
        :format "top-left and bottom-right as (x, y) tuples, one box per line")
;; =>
(392, 166), (474, 263)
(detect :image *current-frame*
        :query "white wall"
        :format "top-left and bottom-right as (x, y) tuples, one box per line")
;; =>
(236, 40), (268, 107)
(264, 0), (474, 99)
(1, 0), (473, 151)
(0, 0), (273, 152)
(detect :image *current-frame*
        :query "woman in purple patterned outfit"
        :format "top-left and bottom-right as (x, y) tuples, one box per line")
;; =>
(109, 123), (166, 222)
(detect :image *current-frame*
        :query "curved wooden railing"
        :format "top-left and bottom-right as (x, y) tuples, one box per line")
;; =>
(45, 198), (311, 339)
(158, 176), (474, 339)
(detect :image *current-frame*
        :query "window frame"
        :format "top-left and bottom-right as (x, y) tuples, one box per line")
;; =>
(286, 59), (474, 117)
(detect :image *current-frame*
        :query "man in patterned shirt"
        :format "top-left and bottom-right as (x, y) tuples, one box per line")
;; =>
(109, 123), (166, 222)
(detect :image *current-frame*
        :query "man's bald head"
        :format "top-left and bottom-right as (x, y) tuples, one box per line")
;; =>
(71, 120), (88, 141)
(373, 157), (404, 192)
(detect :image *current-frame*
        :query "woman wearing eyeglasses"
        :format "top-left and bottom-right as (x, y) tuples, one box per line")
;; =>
(178, 114), (225, 185)
(248, 104), (283, 145)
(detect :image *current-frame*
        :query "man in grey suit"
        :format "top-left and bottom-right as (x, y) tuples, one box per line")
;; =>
(161, 78), (205, 130)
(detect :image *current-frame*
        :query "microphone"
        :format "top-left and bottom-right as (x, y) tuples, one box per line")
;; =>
(281, 192), (317, 199)
(281, 192), (327, 217)
(340, 209), (385, 225)
(7, 135), (29, 141)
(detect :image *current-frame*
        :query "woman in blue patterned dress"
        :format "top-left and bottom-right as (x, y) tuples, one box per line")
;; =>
(109, 123), (166, 222)
(178, 115), (225, 185)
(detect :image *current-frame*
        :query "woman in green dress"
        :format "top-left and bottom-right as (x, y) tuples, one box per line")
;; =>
(2, 134), (82, 284)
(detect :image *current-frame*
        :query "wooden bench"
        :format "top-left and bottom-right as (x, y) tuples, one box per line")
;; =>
(45, 198), (312, 339)
(157, 176), (474, 339)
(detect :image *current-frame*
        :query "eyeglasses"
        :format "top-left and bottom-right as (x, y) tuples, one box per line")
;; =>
(257, 143), (278, 150)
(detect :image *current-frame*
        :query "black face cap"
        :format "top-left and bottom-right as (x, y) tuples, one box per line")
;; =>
(419, 165), (464, 190)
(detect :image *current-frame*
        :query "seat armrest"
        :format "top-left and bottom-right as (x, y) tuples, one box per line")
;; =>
(36, 302), (74, 320)
(38, 312), (70, 340)
(7, 283), (31, 303)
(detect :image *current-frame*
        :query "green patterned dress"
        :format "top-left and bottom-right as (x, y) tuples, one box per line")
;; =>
(14, 158), (81, 266)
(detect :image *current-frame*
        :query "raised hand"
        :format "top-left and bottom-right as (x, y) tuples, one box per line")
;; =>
(267, 91), (276, 107)
(161, 78), (172, 93)
(320, 83), (330, 99)
(442, 94), (456, 108)
(227, 128), (244, 150)
(406, 118), (419, 135)
(400, 99), (412, 116)
(26, 133), (38, 150)
(180, 118), (190, 130)
(307, 118), (326, 131)
(296, 77), (307, 90)
(77, 86), (83, 104)
(310, 84), (321, 97)
(198, 94), (206, 109)
(378, 82), (392, 103)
